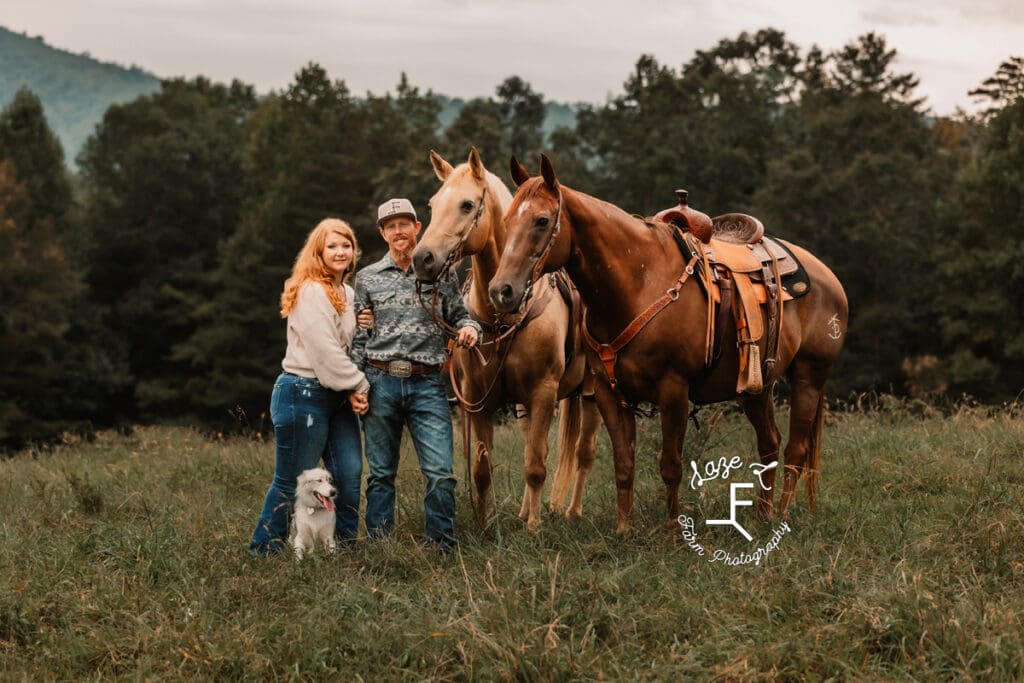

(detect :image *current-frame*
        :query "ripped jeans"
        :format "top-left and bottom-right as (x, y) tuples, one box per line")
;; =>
(249, 372), (362, 555)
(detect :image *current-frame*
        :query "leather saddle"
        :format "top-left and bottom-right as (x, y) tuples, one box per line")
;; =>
(653, 189), (807, 394)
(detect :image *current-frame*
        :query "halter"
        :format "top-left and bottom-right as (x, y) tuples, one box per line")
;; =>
(519, 187), (563, 312)
(414, 184), (488, 338)
(434, 185), (488, 283)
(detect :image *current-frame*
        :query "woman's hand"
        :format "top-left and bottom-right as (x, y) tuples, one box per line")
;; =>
(349, 391), (369, 415)
(357, 308), (374, 330)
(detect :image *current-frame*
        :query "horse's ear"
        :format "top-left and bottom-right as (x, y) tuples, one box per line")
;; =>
(468, 146), (485, 181)
(430, 149), (453, 181)
(509, 156), (530, 187)
(540, 153), (559, 191)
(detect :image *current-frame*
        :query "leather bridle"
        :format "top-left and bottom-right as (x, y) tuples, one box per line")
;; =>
(433, 185), (488, 284)
(518, 187), (563, 313)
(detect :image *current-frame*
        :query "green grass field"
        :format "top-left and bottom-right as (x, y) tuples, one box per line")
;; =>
(2, 400), (1022, 680)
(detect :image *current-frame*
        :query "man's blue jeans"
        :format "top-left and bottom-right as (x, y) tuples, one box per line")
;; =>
(362, 366), (456, 548)
(249, 372), (362, 555)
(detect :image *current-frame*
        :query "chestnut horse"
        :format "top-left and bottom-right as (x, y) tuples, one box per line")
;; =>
(412, 148), (601, 530)
(489, 155), (848, 533)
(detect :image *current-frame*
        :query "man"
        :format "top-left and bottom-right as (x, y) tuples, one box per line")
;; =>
(353, 197), (480, 549)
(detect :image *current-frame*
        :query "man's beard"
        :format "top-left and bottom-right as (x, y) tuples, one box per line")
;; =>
(391, 243), (415, 263)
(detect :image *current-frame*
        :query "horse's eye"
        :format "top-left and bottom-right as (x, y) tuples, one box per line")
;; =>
(535, 216), (549, 228)
(461, 200), (474, 213)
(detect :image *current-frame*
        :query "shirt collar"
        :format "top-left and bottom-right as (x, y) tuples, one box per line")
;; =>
(380, 251), (413, 275)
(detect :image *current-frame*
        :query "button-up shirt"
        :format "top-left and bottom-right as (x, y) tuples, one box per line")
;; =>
(352, 252), (480, 368)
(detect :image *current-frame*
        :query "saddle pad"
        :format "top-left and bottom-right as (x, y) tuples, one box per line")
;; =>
(704, 236), (797, 275)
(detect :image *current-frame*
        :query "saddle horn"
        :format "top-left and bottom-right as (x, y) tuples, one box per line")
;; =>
(653, 189), (713, 244)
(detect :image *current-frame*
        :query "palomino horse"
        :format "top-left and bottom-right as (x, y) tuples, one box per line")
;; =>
(412, 148), (601, 530)
(489, 155), (848, 533)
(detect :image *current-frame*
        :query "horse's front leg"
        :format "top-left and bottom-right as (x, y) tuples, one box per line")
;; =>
(521, 382), (558, 532)
(469, 411), (494, 529)
(657, 378), (689, 528)
(593, 377), (637, 534)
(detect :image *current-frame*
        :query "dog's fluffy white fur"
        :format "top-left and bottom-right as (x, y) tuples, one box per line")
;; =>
(289, 467), (337, 559)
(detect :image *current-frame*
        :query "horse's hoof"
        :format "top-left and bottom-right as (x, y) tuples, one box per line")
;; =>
(565, 506), (583, 520)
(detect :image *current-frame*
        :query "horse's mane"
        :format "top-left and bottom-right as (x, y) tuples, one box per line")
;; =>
(483, 168), (514, 207)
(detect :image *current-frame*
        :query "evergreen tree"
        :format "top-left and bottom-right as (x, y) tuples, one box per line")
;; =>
(0, 88), (72, 231)
(366, 72), (443, 253)
(753, 33), (955, 394)
(442, 97), (506, 171)
(496, 76), (546, 160)
(76, 77), (257, 417)
(937, 61), (1024, 398)
(552, 30), (801, 215)
(174, 65), (438, 424)
(0, 91), (127, 446)
(442, 76), (546, 177)
(0, 162), (79, 448)
(969, 56), (1024, 113)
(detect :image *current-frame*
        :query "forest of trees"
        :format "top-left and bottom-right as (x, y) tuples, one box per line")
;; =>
(1, 29), (1022, 450)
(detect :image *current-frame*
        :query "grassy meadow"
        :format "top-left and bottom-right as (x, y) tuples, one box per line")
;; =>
(1, 399), (1022, 680)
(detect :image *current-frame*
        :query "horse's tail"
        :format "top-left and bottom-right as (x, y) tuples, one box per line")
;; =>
(549, 394), (582, 512)
(805, 392), (827, 512)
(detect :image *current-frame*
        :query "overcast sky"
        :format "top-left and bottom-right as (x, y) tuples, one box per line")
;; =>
(6, 0), (1022, 114)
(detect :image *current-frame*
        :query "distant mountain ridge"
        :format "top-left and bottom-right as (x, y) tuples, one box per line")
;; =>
(0, 26), (161, 163)
(1, 25), (579, 165)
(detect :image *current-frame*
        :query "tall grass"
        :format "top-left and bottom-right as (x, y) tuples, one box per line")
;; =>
(2, 400), (1022, 680)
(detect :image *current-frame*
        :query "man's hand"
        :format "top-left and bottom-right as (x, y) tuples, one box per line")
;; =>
(455, 325), (478, 349)
(357, 308), (374, 330)
(349, 391), (369, 415)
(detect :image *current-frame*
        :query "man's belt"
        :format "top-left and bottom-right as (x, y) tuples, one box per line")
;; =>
(367, 359), (440, 378)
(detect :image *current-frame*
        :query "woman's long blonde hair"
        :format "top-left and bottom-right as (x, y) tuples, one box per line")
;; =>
(280, 218), (360, 318)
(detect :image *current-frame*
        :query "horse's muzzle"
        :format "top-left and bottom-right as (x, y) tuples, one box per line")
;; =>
(489, 281), (521, 313)
(412, 247), (439, 282)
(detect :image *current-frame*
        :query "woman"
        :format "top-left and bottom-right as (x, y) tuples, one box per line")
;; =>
(249, 218), (370, 555)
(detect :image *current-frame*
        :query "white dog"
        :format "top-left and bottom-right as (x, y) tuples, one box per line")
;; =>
(289, 468), (337, 559)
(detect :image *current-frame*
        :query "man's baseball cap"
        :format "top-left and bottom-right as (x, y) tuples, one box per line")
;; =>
(377, 198), (418, 227)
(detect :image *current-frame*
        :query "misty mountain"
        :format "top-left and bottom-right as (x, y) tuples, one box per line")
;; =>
(1, 25), (579, 165)
(0, 26), (161, 164)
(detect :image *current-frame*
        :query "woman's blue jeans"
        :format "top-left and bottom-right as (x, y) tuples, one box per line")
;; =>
(362, 366), (457, 548)
(249, 372), (362, 555)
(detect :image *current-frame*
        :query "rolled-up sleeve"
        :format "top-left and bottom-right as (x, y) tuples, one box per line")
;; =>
(443, 272), (481, 336)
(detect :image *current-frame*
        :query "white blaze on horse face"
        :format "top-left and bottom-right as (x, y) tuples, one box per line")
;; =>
(516, 200), (532, 219)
